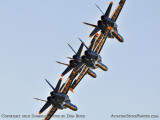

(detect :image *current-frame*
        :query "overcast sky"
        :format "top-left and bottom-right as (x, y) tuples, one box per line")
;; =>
(0, 0), (160, 120)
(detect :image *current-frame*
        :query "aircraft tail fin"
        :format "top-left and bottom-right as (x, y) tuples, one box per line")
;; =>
(67, 43), (76, 54)
(78, 38), (89, 50)
(34, 98), (47, 102)
(76, 43), (84, 56)
(95, 4), (104, 14)
(83, 22), (97, 28)
(54, 78), (63, 92)
(56, 61), (69, 66)
(104, 1), (113, 17)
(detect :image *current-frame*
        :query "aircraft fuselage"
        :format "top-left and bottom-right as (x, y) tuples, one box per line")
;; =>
(48, 93), (78, 110)
(102, 16), (118, 28)
(99, 16), (124, 42)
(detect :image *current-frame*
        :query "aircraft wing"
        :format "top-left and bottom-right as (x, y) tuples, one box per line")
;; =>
(61, 69), (78, 95)
(111, 0), (126, 22)
(44, 69), (79, 120)
(94, 25), (112, 54)
(88, 33), (99, 51)
(70, 65), (89, 92)
(92, 33), (104, 52)
(44, 106), (57, 120)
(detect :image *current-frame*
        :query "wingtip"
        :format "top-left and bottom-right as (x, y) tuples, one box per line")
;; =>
(89, 35), (92, 38)
(69, 88), (74, 93)
(60, 78), (63, 81)
(39, 112), (41, 114)
(61, 74), (64, 77)
(111, 1), (113, 5)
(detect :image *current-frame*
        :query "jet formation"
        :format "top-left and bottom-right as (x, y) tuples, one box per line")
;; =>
(34, 0), (126, 119)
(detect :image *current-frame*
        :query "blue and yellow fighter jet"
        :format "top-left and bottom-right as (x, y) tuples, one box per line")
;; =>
(34, 70), (78, 120)
(69, 0), (126, 92)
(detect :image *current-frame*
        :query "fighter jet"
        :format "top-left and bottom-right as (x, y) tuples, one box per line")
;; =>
(83, 0), (126, 42)
(56, 43), (84, 77)
(69, 37), (108, 92)
(56, 42), (97, 78)
(74, 37), (108, 73)
(34, 78), (77, 120)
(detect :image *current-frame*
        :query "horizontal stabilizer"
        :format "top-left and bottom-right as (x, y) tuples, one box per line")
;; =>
(39, 102), (51, 114)
(61, 66), (73, 77)
(64, 101), (78, 111)
(111, 29), (124, 42)
(89, 26), (100, 38)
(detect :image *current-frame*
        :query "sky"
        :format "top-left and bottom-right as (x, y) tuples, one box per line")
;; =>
(0, 0), (160, 120)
